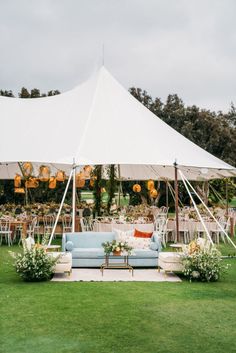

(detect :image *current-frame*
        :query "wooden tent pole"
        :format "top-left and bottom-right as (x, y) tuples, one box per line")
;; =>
(174, 162), (179, 243)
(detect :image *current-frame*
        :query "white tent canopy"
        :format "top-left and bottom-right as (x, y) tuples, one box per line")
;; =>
(0, 66), (235, 180)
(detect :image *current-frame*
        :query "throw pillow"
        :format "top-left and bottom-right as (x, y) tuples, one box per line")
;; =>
(126, 237), (151, 250)
(65, 241), (74, 251)
(134, 229), (153, 238)
(113, 228), (134, 243)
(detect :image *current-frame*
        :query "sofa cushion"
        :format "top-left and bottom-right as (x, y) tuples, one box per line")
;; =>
(130, 249), (158, 258)
(72, 247), (105, 258)
(65, 232), (115, 248)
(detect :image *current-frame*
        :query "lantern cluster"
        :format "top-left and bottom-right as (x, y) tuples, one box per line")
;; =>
(14, 163), (68, 193)
(132, 179), (158, 199)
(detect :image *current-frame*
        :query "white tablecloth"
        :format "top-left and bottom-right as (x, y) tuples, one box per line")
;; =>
(167, 219), (219, 239)
(93, 222), (154, 233)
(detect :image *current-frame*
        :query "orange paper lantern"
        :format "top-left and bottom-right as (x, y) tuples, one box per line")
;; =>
(147, 180), (154, 191)
(150, 188), (158, 198)
(133, 184), (141, 193)
(83, 165), (93, 178)
(25, 177), (39, 189)
(14, 174), (21, 188)
(76, 172), (85, 188)
(39, 165), (50, 182)
(22, 162), (33, 176)
(56, 170), (65, 182)
(49, 177), (57, 189)
(14, 188), (25, 194)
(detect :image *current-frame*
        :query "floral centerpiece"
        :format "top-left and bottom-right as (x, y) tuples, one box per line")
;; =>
(181, 238), (229, 282)
(13, 248), (59, 282)
(102, 240), (132, 256)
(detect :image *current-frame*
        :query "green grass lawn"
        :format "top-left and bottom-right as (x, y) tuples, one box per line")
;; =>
(1, 244), (236, 353)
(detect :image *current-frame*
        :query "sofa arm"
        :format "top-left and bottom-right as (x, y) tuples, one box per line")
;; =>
(62, 234), (67, 252)
(152, 232), (162, 252)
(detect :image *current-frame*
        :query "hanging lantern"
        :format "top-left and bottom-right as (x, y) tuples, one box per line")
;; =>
(49, 177), (57, 189)
(14, 188), (25, 194)
(76, 172), (85, 188)
(39, 165), (50, 181)
(56, 170), (65, 182)
(101, 187), (106, 193)
(133, 184), (141, 193)
(83, 165), (93, 178)
(22, 162), (33, 176)
(14, 174), (21, 188)
(90, 178), (95, 187)
(147, 180), (154, 191)
(25, 177), (39, 189)
(150, 188), (158, 199)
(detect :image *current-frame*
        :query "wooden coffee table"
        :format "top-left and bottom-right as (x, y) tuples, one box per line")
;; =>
(100, 254), (134, 276)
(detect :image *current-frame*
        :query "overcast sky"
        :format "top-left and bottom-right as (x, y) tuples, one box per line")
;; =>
(0, 0), (235, 112)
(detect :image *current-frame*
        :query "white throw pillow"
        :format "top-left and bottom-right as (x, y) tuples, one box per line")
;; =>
(113, 228), (134, 243)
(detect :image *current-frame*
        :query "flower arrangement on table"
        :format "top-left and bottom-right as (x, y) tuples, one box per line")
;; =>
(102, 240), (133, 256)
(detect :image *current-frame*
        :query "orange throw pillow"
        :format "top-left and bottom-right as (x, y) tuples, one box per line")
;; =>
(134, 229), (153, 238)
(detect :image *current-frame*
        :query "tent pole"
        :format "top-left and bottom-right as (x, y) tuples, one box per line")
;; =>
(117, 164), (121, 207)
(48, 168), (73, 245)
(179, 170), (213, 245)
(174, 162), (179, 242)
(165, 180), (169, 208)
(226, 179), (229, 217)
(72, 163), (76, 232)
(179, 170), (236, 249)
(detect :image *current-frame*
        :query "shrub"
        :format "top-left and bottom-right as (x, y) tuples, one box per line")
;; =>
(14, 248), (58, 282)
(182, 247), (228, 282)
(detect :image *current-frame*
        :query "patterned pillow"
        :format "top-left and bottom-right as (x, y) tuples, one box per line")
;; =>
(126, 237), (151, 250)
(113, 228), (134, 243)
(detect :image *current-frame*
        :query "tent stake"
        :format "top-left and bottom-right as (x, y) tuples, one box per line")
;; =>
(174, 162), (179, 242)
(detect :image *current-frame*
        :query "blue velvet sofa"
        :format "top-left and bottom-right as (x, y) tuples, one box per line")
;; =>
(62, 232), (162, 268)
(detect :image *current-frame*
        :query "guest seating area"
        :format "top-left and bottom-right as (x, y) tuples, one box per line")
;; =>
(62, 231), (162, 268)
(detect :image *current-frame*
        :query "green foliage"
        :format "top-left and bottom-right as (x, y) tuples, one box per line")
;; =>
(14, 247), (58, 282)
(93, 165), (102, 216)
(106, 164), (117, 213)
(182, 247), (228, 282)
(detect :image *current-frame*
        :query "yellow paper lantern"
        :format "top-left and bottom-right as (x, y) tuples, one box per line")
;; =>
(14, 188), (25, 194)
(25, 177), (39, 189)
(39, 165), (50, 181)
(101, 187), (106, 193)
(49, 177), (57, 189)
(56, 170), (65, 182)
(22, 162), (33, 176)
(14, 174), (21, 188)
(150, 188), (158, 198)
(133, 184), (141, 193)
(147, 180), (154, 191)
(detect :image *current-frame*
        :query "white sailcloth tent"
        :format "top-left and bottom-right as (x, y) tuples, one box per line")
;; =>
(0, 66), (235, 181)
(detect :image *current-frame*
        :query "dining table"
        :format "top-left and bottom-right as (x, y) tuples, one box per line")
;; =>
(93, 221), (154, 233)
